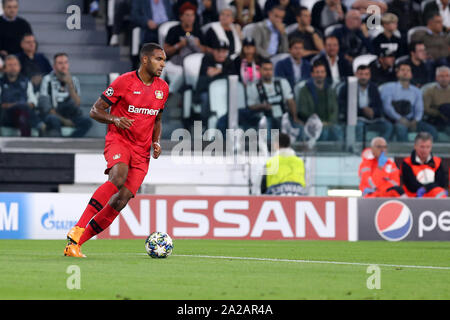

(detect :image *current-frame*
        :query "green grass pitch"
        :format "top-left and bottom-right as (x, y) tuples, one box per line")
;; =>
(0, 239), (449, 300)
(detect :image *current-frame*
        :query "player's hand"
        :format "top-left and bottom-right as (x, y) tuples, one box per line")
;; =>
(152, 142), (161, 159)
(113, 116), (134, 130)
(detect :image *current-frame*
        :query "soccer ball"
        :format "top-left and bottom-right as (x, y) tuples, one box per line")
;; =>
(145, 232), (173, 258)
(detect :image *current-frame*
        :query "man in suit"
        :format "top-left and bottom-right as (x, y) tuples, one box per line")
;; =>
(311, 35), (353, 86)
(130, 0), (174, 44)
(251, 5), (289, 58)
(274, 37), (311, 89)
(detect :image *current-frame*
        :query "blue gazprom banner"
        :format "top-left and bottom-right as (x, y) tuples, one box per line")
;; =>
(0, 193), (90, 239)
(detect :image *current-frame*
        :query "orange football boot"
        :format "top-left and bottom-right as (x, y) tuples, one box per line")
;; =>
(64, 242), (86, 258)
(67, 226), (85, 244)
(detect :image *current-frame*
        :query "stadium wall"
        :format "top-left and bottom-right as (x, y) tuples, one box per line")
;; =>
(0, 193), (448, 241)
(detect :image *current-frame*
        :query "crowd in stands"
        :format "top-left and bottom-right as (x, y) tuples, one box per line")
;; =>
(1, 0), (450, 143)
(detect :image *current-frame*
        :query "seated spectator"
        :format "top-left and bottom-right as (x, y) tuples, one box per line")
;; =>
(130, 0), (174, 45)
(250, 5), (289, 59)
(0, 0), (32, 57)
(16, 33), (52, 92)
(343, 0), (387, 13)
(274, 37), (311, 90)
(330, 9), (372, 65)
(204, 7), (242, 59)
(232, 37), (261, 85)
(311, 0), (346, 33)
(358, 137), (405, 198)
(288, 6), (324, 60)
(260, 133), (306, 196)
(369, 47), (396, 85)
(264, 0), (298, 26)
(380, 62), (437, 141)
(0, 55), (39, 137)
(201, 0), (219, 25)
(423, 0), (450, 30)
(196, 40), (234, 129)
(423, 66), (450, 137)
(338, 65), (392, 141)
(401, 132), (448, 198)
(297, 60), (343, 141)
(109, 0), (132, 46)
(388, 0), (422, 38)
(371, 13), (403, 58)
(230, 0), (264, 26)
(311, 35), (353, 86)
(404, 41), (434, 88)
(39, 53), (92, 138)
(411, 13), (450, 62)
(163, 2), (205, 92)
(226, 59), (301, 140)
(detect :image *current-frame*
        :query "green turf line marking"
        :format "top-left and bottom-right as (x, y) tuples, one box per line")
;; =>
(172, 254), (450, 271)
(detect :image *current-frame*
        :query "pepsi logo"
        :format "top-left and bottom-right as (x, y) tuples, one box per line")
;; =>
(375, 201), (413, 241)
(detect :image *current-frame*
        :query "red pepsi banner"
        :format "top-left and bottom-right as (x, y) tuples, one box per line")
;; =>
(358, 199), (450, 241)
(97, 196), (355, 240)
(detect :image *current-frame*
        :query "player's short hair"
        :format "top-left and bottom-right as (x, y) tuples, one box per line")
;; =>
(415, 132), (433, 144)
(278, 133), (290, 148)
(140, 43), (164, 60)
(54, 52), (68, 62)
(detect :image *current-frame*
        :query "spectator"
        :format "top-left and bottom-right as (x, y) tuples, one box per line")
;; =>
(204, 7), (242, 59)
(264, 0), (298, 26)
(343, 0), (387, 13)
(338, 65), (392, 141)
(196, 40), (234, 129)
(274, 37), (311, 90)
(232, 37), (261, 85)
(243, 59), (302, 140)
(0, 0), (32, 57)
(331, 9), (372, 65)
(251, 5), (289, 59)
(388, 0), (422, 38)
(371, 13), (403, 58)
(296, 60), (343, 141)
(411, 13), (450, 61)
(311, 0), (346, 33)
(260, 133), (306, 195)
(200, 0), (219, 25)
(358, 137), (404, 198)
(401, 132), (448, 198)
(39, 53), (92, 138)
(423, 66), (450, 136)
(380, 62), (436, 141)
(16, 33), (52, 92)
(311, 35), (353, 86)
(130, 0), (174, 45)
(230, 0), (264, 26)
(288, 6), (324, 60)
(404, 41), (434, 88)
(369, 47), (396, 85)
(109, 0), (132, 46)
(423, 0), (450, 30)
(0, 55), (39, 137)
(163, 2), (205, 92)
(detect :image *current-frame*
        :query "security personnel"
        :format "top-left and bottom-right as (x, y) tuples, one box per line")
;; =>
(358, 137), (404, 198)
(261, 133), (306, 195)
(401, 132), (448, 198)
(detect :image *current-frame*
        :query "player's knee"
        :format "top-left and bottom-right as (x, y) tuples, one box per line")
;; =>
(109, 175), (127, 189)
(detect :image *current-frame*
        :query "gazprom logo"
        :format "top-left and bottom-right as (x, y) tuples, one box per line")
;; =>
(128, 105), (159, 116)
(375, 201), (413, 241)
(41, 207), (77, 231)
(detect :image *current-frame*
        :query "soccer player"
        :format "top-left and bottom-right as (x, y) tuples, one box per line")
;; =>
(64, 43), (169, 257)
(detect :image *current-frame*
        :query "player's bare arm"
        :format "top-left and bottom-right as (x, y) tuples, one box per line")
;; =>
(152, 112), (163, 159)
(89, 97), (134, 129)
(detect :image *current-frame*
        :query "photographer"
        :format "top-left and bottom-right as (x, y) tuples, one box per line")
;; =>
(380, 62), (436, 141)
(39, 53), (91, 137)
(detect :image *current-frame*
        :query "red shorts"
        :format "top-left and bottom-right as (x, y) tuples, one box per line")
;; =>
(104, 141), (149, 196)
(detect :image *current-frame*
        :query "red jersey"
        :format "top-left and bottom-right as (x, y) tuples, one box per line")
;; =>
(101, 71), (169, 158)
